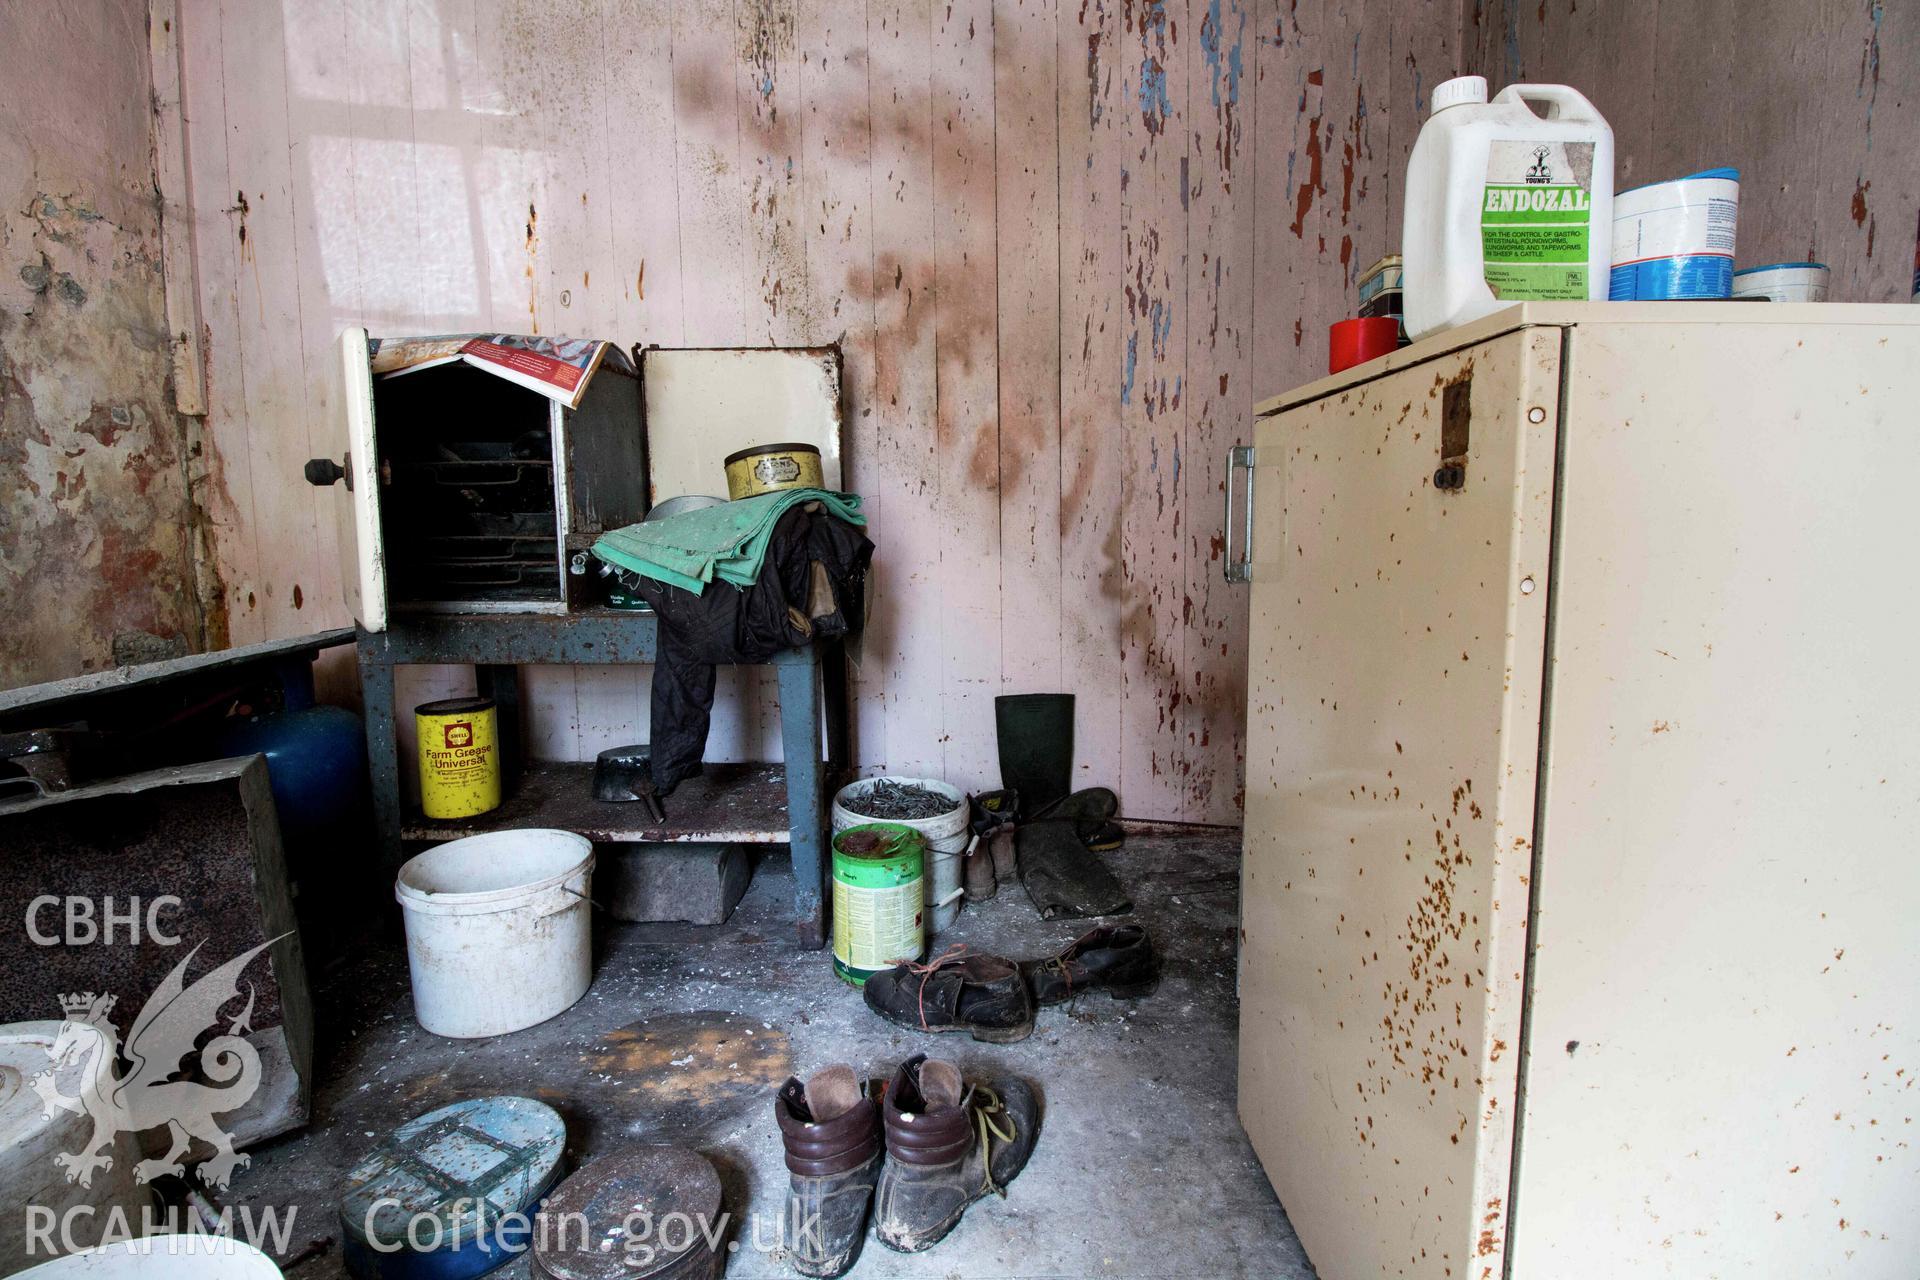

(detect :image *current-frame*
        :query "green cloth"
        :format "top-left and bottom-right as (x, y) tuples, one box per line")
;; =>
(592, 488), (866, 594)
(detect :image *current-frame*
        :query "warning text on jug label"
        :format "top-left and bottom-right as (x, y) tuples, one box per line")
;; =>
(1481, 139), (1595, 300)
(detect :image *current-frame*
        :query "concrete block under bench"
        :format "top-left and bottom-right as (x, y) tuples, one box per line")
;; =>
(598, 842), (752, 926)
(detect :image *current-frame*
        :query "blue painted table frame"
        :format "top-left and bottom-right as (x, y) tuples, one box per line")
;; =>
(356, 612), (843, 948)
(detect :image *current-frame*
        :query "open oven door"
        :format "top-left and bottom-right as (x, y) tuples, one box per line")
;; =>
(305, 326), (387, 632)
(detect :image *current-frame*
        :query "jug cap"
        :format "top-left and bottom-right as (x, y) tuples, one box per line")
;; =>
(1431, 75), (1488, 114)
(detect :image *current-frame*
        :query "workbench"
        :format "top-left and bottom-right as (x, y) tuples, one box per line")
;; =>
(357, 612), (846, 948)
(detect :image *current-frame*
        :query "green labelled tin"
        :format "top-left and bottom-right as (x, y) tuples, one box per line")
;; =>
(831, 822), (926, 986)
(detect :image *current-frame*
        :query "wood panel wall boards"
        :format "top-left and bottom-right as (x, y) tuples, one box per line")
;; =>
(863, 0), (946, 782)
(1182, 0), (1255, 817)
(797, 0), (886, 769)
(926, 0), (1003, 788)
(1112, 0), (1193, 819)
(171, 0), (1471, 823)
(995, 0), (1064, 706)
(1057, 0), (1129, 800)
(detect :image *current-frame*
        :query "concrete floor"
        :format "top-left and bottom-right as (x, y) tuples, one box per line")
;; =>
(233, 831), (1317, 1279)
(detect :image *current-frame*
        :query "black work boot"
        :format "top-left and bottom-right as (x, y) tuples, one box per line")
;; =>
(774, 1064), (883, 1277)
(1020, 924), (1162, 1005)
(873, 1055), (1039, 1253)
(862, 947), (1035, 1043)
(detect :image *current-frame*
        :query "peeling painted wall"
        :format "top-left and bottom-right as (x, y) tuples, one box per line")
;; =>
(171, 0), (1466, 824)
(1467, 0), (1919, 302)
(0, 0), (211, 689)
(10, 2), (1909, 808)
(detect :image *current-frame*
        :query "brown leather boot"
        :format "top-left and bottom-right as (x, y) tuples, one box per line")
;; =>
(861, 946), (1036, 1043)
(963, 834), (997, 903)
(968, 790), (1021, 888)
(872, 1055), (1039, 1253)
(774, 1064), (884, 1278)
(988, 825), (1019, 883)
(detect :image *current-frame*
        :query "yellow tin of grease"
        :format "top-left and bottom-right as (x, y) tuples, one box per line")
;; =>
(723, 442), (824, 500)
(415, 696), (501, 818)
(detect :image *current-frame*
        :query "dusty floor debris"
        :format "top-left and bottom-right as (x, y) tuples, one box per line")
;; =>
(229, 830), (1313, 1278)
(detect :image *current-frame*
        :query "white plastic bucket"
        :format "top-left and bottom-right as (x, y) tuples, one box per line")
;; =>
(831, 778), (968, 935)
(1609, 167), (1740, 299)
(15, 1234), (282, 1277)
(1, 1022), (148, 1265)
(395, 830), (594, 1039)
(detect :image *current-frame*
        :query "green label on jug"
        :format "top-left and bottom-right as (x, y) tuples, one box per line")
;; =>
(1481, 140), (1595, 299)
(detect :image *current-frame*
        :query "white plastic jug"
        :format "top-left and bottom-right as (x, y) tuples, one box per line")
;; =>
(1401, 76), (1614, 341)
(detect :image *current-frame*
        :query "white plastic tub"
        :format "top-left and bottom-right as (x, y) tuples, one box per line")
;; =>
(1, 1022), (148, 1265)
(831, 778), (969, 935)
(16, 1235), (281, 1277)
(1733, 260), (1830, 303)
(395, 830), (594, 1039)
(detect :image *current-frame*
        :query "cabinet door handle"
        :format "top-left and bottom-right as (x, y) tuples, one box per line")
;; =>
(1223, 445), (1255, 584)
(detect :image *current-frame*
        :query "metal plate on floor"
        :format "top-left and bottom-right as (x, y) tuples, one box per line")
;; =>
(339, 1095), (566, 1279)
(533, 1147), (723, 1280)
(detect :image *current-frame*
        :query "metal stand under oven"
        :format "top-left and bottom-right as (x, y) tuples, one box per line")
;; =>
(357, 613), (848, 949)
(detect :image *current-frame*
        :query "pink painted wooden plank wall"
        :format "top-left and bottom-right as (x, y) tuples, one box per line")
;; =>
(175, 0), (1469, 823)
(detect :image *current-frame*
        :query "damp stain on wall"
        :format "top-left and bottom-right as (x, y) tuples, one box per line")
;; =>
(0, 4), (214, 689)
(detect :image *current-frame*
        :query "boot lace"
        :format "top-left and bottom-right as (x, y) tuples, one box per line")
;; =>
(970, 1085), (1017, 1198)
(896, 942), (969, 1031)
(1039, 926), (1102, 1005)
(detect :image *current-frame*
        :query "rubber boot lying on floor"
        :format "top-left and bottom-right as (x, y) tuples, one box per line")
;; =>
(874, 1054), (1039, 1253)
(774, 1064), (884, 1278)
(1017, 788), (1132, 919)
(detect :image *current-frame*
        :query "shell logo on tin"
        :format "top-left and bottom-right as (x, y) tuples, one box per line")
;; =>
(442, 721), (473, 749)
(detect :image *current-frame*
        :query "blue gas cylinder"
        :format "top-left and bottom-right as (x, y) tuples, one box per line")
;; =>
(212, 656), (366, 831)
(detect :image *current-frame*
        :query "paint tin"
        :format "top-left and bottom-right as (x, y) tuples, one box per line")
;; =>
(1609, 167), (1740, 300)
(831, 822), (926, 986)
(722, 442), (824, 501)
(416, 696), (501, 819)
(1358, 254), (1404, 318)
(1733, 261), (1831, 303)
(339, 1095), (567, 1280)
(533, 1147), (724, 1280)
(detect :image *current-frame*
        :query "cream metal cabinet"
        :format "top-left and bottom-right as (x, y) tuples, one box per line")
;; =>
(1228, 303), (1920, 1280)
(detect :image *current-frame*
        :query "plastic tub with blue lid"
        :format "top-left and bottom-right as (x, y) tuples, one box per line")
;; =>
(1733, 261), (1830, 302)
(1609, 167), (1741, 299)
